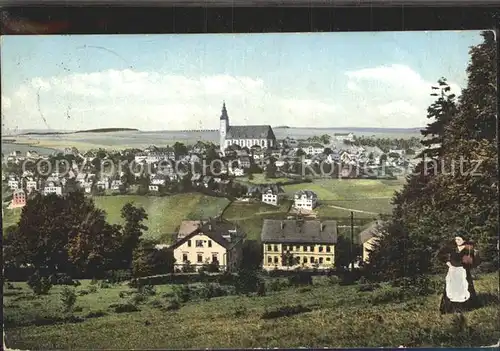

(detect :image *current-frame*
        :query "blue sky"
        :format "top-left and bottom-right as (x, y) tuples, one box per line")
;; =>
(1, 31), (484, 131)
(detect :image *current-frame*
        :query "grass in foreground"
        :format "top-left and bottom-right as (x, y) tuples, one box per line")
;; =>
(4, 273), (499, 349)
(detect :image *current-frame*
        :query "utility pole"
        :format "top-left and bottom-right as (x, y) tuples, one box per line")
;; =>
(350, 211), (354, 271)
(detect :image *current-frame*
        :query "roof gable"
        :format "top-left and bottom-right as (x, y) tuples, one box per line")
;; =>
(261, 219), (337, 244)
(227, 125), (275, 140)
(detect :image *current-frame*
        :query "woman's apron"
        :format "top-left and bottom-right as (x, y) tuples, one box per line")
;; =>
(445, 266), (470, 303)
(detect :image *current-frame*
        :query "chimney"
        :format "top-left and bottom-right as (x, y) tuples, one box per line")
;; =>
(321, 222), (325, 232)
(209, 224), (212, 231)
(280, 221), (284, 230)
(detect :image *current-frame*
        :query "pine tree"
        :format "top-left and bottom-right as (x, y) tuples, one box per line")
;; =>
(420, 78), (459, 159)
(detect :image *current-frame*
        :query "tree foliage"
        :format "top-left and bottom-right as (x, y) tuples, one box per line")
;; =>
(368, 31), (498, 280)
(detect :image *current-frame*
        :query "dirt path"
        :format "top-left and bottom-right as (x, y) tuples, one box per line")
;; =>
(327, 204), (379, 215)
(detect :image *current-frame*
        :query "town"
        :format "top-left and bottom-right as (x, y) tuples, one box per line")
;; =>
(2, 29), (498, 350)
(2, 102), (424, 271)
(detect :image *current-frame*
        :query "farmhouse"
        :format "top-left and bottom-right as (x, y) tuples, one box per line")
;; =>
(261, 219), (337, 271)
(43, 179), (63, 196)
(8, 177), (20, 190)
(294, 190), (318, 211)
(219, 102), (277, 154)
(170, 219), (245, 272)
(11, 188), (27, 208)
(359, 220), (384, 263)
(261, 184), (284, 206)
(25, 177), (38, 193)
(333, 132), (354, 142)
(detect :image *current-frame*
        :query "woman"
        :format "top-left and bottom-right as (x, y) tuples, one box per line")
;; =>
(439, 232), (479, 314)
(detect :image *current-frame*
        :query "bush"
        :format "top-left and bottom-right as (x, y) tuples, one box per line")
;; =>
(172, 285), (191, 303)
(261, 304), (312, 319)
(268, 279), (289, 292)
(393, 275), (436, 296)
(234, 304), (248, 318)
(328, 275), (340, 285)
(78, 290), (89, 296)
(110, 303), (140, 313)
(88, 285), (98, 294)
(85, 310), (107, 319)
(60, 287), (77, 312)
(148, 299), (164, 308)
(99, 281), (111, 289)
(130, 293), (147, 305)
(105, 270), (132, 284)
(50, 273), (80, 286)
(166, 299), (181, 311)
(27, 273), (52, 295)
(257, 281), (266, 296)
(288, 271), (313, 286)
(139, 284), (156, 296)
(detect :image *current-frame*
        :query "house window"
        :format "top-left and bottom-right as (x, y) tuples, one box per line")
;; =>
(303, 257), (308, 263)
(273, 256), (278, 264)
(319, 257), (324, 264)
(182, 254), (188, 262)
(326, 257), (331, 262)
(208, 240), (212, 248)
(268, 256), (272, 264)
(196, 240), (204, 248)
(197, 254), (203, 263)
(274, 245), (279, 252)
(310, 257), (315, 263)
(212, 253), (218, 263)
(319, 246), (323, 252)
(303, 245), (308, 252)
(267, 244), (272, 251)
(326, 246), (331, 252)
(188, 240), (192, 247)
(309, 246), (314, 252)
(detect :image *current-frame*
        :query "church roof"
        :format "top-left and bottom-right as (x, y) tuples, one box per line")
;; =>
(226, 125), (276, 140)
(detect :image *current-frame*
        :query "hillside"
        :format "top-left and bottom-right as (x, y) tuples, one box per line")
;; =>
(94, 194), (230, 243)
(4, 273), (499, 349)
(22, 128), (139, 136)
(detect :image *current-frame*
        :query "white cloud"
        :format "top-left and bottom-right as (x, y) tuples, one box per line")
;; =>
(3, 69), (342, 130)
(2, 95), (11, 110)
(345, 64), (462, 127)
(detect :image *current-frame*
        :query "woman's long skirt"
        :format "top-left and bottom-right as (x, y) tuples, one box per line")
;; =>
(439, 266), (478, 314)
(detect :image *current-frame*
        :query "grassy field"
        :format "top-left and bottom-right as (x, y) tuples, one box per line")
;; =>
(283, 178), (405, 201)
(93, 194), (230, 242)
(223, 200), (293, 241)
(4, 273), (499, 349)
(2, 206), (23, 231)
(236, 173), (294, 185)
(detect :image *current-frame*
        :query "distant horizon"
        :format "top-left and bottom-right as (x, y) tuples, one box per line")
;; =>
(3, 125), (425, 136)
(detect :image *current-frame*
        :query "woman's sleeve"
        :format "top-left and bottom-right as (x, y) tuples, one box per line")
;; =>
(437, 244), (451, 263)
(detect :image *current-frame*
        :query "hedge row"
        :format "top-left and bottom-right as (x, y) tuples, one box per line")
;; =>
(129, 272), (238, 287)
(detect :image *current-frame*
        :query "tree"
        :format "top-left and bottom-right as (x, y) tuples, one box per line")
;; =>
(296, 149), (306, 158)
(369, 31), (498, 278)
(265, 157), (277, 179)
(9, 192), (121, 278)
(420, 77), (459, 159)
(118, 203), (149, 269)
(173, 142), (188, 160)
(239, 240), (263, 271)
(132, 240), (175, 277)
(320, 134), (331, 144)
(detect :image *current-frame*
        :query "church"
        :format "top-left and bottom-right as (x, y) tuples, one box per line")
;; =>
(219, 102), (277, 154)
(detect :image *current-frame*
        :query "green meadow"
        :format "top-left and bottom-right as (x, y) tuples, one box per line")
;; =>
(4, 273), (499, 349)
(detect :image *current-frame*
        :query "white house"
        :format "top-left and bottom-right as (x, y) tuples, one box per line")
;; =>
(8, 178), (20, 190)
(294, 190), (318, 211)
(43, 180), (63, 196)
(170, 219), (245, 272)
(298, 143), (325, 156)
(96, 177), (110, 190)
(148, 185), (160, 192)
(25, 178), (38, 193)
(333, 133), (354, 142)
(261, 186), (281, 206)
(111, 180), (123, 191)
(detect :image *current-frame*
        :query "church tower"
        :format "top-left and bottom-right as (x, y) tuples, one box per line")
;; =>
(219, 101), (229, 154)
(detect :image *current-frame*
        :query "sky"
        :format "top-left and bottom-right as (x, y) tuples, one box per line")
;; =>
(1, 30), (485, 132)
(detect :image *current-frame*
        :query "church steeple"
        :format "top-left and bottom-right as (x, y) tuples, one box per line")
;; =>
(220, 101), (229, 120)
